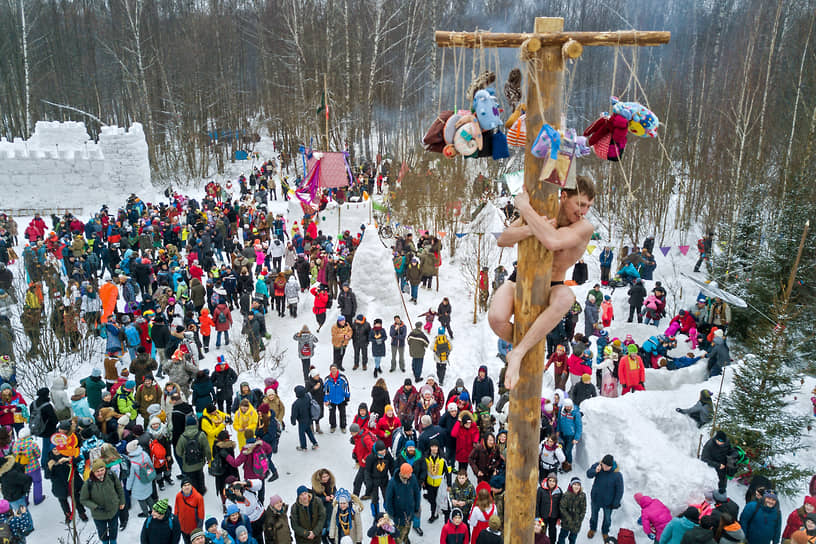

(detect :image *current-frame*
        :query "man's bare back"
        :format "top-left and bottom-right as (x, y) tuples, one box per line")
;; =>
(490, 183), (595, 389)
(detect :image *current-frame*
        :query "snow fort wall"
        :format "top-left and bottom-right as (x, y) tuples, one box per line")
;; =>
(0, 121), (150, 211)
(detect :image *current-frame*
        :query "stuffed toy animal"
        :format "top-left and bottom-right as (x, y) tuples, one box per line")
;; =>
(504, 68), (523, 110)
(583, 113), (629, 161)
(441, 110), (470, 157)
(610, 96), (659, 137)
(473, 89), (502, 131)
(505, 103), (525, 130)
(422, 110), (454, 153)
(466, 71), (496, 101)
(453, 113), (483, 156)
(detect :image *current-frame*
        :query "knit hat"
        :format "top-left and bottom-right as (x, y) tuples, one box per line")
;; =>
(297, 485), (310, 497)
(236, 526), (248, 539)
(375, 440), (386, 452)
(601, 454), (615, 467)
(124, 380), (136, 389)
(714, 329), (724, 338)
(91, 458), (107, 472)
(404, 378), (413, 387)
(349, 423), (360, 434)
(309, 368), (320, 378)
(226, 504), (240, 516)
(447, 402), (458, 412)
(582, 374), (592, 383)
(627, 344), (638, 354)
(269, 494), (283, 506)
(18, 428), (30, 439)
(0, 501), (8, 515)
(186, 415), (197, 426)
(91, 368), (102, 377)
(153, 498), (169, 515)
(714, 430), (727, 442)
(189, 528), (205, 540)
(451, 507), (463, 519)
(682, 507), (700, 524)
(399, 463), (413, 477)
(712, 490), (728, 503)
(763, 490), (778, 501)
(126, 440), (139, 454)
(205, 517), (218, 530)
(569, 477), (581, 487)
(405, 440), (416, 449)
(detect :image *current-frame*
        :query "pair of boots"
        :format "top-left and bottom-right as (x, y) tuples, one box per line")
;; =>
(157, 472), (175, 491)
(313, 422), (323, 434)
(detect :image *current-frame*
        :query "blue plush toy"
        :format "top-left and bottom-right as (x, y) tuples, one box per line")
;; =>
(610, 96), (659, 138)
(473, 89), (502, 131)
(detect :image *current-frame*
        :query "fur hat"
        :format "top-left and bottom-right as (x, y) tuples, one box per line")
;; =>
(399, 463), (413, 477)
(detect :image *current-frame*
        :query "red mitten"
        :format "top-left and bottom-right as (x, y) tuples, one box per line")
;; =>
(607, 113), (629, 160)
(584, 116), (612, 147)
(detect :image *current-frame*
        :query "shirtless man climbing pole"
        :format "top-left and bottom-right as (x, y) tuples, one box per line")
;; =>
(489, 175), (595, 390)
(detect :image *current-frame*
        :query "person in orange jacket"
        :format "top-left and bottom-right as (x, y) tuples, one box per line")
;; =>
(174, 477), (205, 542)
(199, 308), (215, 353)
(618, 344), (645, 395)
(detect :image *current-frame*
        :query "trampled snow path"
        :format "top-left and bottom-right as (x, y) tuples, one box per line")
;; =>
(8, 147), (814, 544)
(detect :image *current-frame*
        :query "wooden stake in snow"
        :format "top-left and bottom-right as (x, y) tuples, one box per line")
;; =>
(436, 17), (669, 544)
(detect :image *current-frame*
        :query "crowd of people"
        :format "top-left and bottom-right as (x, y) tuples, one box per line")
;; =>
(0, 159), (813, 544)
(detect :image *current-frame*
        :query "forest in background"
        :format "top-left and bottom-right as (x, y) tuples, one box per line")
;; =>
(1, 0), (815, 308)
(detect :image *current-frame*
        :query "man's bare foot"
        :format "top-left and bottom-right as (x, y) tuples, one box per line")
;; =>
(504, 348), (523, 390)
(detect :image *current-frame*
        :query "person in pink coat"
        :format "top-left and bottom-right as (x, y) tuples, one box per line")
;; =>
(635, 492), (673, 541)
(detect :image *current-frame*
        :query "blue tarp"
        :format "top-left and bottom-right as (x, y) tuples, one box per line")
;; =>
(234, 150), (249, 160)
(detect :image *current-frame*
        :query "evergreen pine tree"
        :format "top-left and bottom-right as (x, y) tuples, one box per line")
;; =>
(717, 228), (813, 494)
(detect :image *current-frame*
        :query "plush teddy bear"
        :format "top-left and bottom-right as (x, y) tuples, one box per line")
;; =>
(473, 89), (502, 131)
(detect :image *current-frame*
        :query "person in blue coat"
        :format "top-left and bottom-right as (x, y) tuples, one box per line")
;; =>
(385, 463), (422, 540)
(740, 490), (782, 544)
(660, 507), (700, 544)
(323, 364), (350, 432)
(558, 399), (582, 466)
(599, 247), (614, 284)
(585, 454), (624, 539)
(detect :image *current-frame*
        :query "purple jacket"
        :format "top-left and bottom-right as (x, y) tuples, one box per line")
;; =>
(228, 441), (273, 480)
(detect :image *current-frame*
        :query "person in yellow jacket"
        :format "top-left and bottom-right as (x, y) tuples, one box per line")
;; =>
(232, 399), (258, 450)
(425, 440), (452, 523)
(201, 404), (229, 450)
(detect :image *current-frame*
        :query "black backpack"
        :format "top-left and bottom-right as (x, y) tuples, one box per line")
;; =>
(183, 433), (205, 466)
(208, 450), (225, 477)
(29, 401), (49, 437)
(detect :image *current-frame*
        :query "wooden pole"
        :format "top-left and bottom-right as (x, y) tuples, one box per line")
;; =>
(474, 232), (483, 324)
(436, 29), (670, 48)
(324, 73), (330, 151)
(505, 17), (565, 544)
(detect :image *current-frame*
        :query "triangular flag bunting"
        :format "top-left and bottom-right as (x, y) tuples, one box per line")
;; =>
(678, 245), (690, 256)
(659, 246), (671, 257)
(437, 231), (446, 238)
(455, 233), (467, 239)
(586, 244), (596, 255)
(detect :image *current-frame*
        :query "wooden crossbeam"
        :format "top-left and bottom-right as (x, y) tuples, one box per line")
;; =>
(435, 29), (670, 48)
(435, 16), (669, 544)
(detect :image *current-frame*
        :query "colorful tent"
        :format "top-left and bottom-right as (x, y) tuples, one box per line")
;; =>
(295, 150), (352, 209)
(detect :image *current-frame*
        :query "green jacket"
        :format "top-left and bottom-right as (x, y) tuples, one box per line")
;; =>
(116, 390), (138, 419)
(290, 499), (326, 544)
(79, 470), (125, 521)
(175, 423), (211, 472)
(559, 488), (587, 533)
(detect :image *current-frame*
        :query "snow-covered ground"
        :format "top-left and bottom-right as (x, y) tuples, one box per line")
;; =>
(6, 140), (815, 544)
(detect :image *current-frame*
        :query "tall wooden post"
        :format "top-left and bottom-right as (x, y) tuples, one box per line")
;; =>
(433, 19), (669, 544)
(474, 232), (483, 324)
(506, 16), (565, 544)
